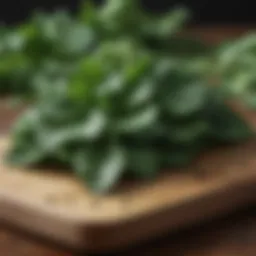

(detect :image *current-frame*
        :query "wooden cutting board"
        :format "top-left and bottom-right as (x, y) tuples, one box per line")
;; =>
(1, 107), (256, 253)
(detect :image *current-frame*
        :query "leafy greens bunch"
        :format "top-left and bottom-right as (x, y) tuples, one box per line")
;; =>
(7, 46), (253, 193)
(5, 0), (254, 193)
(0, 10), (95, 96)
(0, 0), (213, 97)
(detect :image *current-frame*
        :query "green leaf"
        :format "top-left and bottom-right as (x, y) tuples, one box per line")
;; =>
(57, 23), (95, 57)
(128, 148), (161, 179)
(153, 58), (177, 80)
(3, 31), (26, 52)
(116, 105), (159, 133)
(166, 81), (208, 117)
(6, 144), (44, 166)
(97, 73), (125, 97)
(70, 56), (106, 101)
(98, 0), (141, 34)
(93, 146), (126, 192)
(217, 34), (256, 71)
(154, 7), (190, 38)
(74, 109), (108, 140)
(127, 79), (155, 108)
(167, 120), (209, 144)
(41, 108), (108, 151)
(7, 109), (45, 165)
(73, 145), (126, 193)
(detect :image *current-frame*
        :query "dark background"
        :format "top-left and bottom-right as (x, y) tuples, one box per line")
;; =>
(1, 0), (255, 24)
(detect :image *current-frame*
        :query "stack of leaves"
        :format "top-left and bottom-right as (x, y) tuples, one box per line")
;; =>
(78, 0), (213, 75)
(0, 10), (96, 96)
(213, 34), (256, 107)
(0, 0), (213, 97)
(1, 0), (255, 101)
(2, 0), (254, 193)
(7, 36), (253, 193)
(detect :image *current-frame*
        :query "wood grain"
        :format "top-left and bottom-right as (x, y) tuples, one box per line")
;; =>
(1, 206), (256, 256)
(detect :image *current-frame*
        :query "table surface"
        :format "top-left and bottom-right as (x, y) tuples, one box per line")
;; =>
(1, 206), (256, 256)
(1, 26), (256, 256)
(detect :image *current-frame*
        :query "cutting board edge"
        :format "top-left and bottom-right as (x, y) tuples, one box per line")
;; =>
(1, 176), (256, 253)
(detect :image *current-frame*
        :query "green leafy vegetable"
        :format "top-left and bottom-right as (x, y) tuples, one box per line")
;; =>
(3, 0), (254, 194)
(7, 39), (253, 193)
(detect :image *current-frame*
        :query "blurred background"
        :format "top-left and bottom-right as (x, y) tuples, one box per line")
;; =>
(1, 0), (255, 24)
